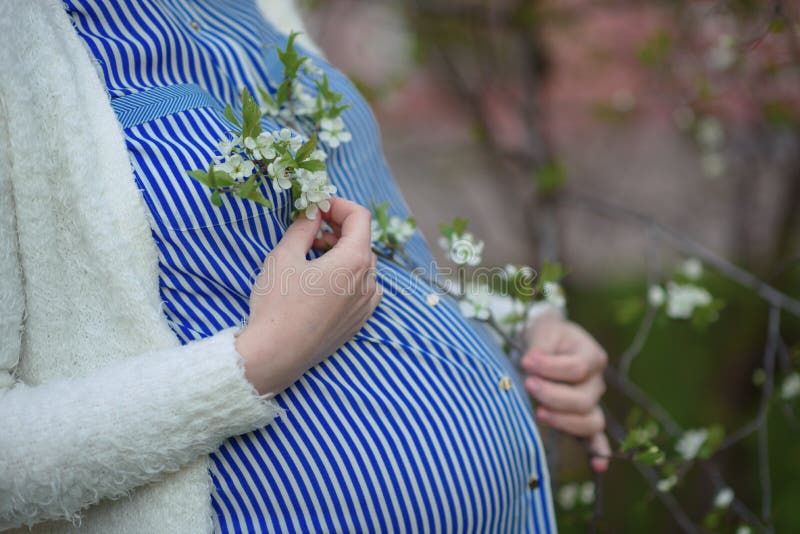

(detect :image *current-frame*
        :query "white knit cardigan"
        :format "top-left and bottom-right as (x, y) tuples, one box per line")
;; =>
(0, 1), (320, 532)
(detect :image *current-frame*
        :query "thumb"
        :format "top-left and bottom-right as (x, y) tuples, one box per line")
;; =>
(527, 319), (563, 352)
(277, 213), (322, 257)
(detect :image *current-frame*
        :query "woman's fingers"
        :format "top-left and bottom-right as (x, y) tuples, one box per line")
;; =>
(524, 374), (605, 413)
(588, 432), (611, 473)
(536, 406), (605, 438)
(521, 350), (606, 383)
(276, 213), (322, 257)
(321, 197), (371, 249)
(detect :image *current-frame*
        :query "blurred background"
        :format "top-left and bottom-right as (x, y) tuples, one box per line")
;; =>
(299, 1), (800, 532)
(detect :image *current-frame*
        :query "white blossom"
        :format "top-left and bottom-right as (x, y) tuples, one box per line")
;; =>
(293, 169), (337, 219)
(752, 368), (766, 387)
(708, 34), (737, 71)
(302, 59), (323, 76)
(244, 132), (276, 160)
(579, 481), (595, 505)
(714, 487), (734, 509)
(680, 258), (703, 280)
(218, 154), (255, 181)
(267, 159), (294, 190)
(504, 264), (536, 280)
(557, 483), (578, 510)
(736, 525), (753, 534)
(780, 372), (800, 400)
(648, 285), (666, 307)
(292, 80), (318, 116)
(216, 135), (241, 160)
(666, 282), (712, 319)
(543, 281), (566, 309)
(441, 232), (484, 266)
(319, 117), (352, 148)
(426, 293), (440, 307)
(701, 152), (727, 178)
(675, 428), (708, 460)
(260, 99), (280, 117)
(387, 216), (415, 243)
(460, 284), (492, 321)
(274, 127), (304, 152)
(656, 475), (678, 492)
(696, 116), (725, 149)
(371, 219), (384, 243)
(485, 293), (527, 336)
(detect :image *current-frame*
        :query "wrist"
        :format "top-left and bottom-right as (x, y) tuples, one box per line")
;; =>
(235, 325), (285, 397)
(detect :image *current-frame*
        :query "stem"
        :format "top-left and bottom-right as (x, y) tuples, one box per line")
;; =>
(566, 191), (800, 318)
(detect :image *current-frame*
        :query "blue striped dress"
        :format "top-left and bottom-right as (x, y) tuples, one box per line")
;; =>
(64, 1), (556, 532)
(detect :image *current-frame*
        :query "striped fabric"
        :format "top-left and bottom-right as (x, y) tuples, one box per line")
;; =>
(64, 1), (556, 532)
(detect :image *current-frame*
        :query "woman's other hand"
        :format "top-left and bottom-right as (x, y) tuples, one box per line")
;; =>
(521, 317), (611, 472)
(236, 198), (381, 396)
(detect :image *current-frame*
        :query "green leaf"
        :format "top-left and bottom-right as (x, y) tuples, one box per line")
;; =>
(223, 103), (241, 129)
(187, 169), (212, 188)
(257, 85), (277, 109)
(373, 202), (390, 231)
(327, 103), (352, 119)
(539, 261), (566, 284)
(210, 170), (235, 187)
(451, 217), (469, 235)
(698, 425), (725, 459)
(210, 190), (223, 207)
(241, 87), (262, 140)
(762, 100), (797, 127)
(298, 159), (327, 172)
(278, 151), (298, 169)
(237, 175), (258, 197)
(533, 160), (567, 195)
(315, 74), (332, 98)
(615, 296), (645, 325)
(690, 297), (725, 329)
(634, 446), (665, 466)
(244, 190), (273, 207)
(276, 79), (291, 106)
(620, 422), (659, 452)
(637, 30), (672, 67)
(236, 177), (273, 208)
(439, 217), (470, 240)
(295, 134), (317, 162)
(768, 18), (786, 33)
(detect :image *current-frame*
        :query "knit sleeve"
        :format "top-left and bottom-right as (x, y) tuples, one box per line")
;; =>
(0, 91), (282, 531)
(0, 327), (283, 531)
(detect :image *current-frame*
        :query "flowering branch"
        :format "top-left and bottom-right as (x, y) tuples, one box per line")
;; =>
(186, 32), (351, 219)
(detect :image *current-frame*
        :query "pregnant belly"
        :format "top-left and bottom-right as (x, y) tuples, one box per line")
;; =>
(210, 262), (553, 534)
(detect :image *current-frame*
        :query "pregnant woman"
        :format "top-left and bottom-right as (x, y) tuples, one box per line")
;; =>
(0, 1), (609, 532)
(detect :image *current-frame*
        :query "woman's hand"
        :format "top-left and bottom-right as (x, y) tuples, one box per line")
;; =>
(236, 198), (380, 396)
(521, 316), (611, 472)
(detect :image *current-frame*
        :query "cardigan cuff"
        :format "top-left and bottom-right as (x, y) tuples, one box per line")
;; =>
(181, 326), (285, 435)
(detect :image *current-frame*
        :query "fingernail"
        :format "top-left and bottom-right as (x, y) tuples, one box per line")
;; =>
(525, 377), (540, 393)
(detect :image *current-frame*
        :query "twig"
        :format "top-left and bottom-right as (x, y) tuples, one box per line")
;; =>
(619, 227), (663, 376)
(606, 413), (700, 534)
(605, 366), (683, 438)
(566, 191), (800, 318)
(758, 306), (779, 525)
